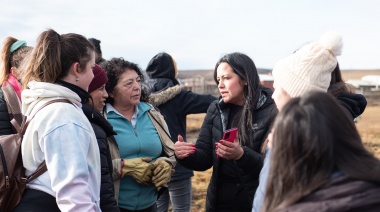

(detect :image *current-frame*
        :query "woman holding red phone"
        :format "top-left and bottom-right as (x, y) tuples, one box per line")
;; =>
(174, 52), (277, 212)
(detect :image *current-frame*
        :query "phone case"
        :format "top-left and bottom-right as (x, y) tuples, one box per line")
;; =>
(222, 128), (238, 142)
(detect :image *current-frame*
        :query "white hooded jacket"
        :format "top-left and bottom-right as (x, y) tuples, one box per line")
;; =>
(21, 81), (101, 212)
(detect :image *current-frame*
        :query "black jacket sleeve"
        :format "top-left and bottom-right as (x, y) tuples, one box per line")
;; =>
(337, 93), (367, 119)
(176, 102), (217, 171)
(180, 90), (217, 115)
(0, 89), (13, 136)
(93, 124), (120, 212)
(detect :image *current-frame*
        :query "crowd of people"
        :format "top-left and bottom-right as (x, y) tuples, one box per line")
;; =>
(0, 28), (379, 212)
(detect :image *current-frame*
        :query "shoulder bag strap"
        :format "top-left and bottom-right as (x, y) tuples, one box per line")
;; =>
(148, 110), (172, 140)
(2, 85), (23, 131)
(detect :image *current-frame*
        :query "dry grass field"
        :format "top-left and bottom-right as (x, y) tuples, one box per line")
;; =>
(177, 69), (380, 212)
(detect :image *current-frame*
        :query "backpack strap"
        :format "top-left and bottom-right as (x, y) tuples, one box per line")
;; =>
(1, 85), (23, 131)
(21, 99), (73, 183)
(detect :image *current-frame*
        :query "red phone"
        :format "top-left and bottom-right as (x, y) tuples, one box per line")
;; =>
(222, 128), (238, 142)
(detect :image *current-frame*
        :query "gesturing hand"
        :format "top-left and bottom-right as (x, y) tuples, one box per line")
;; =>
(174, 134), (196, 159)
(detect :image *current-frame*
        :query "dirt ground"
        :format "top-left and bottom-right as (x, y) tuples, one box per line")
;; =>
(185, 105), (380, 212)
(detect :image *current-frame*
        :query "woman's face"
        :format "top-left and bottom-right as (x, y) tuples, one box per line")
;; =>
(216, 62), (245, 105)
(90, 84), (108, 113)
(77, 52), (95, 91)
(110, 69), (141, 108)
(272, 82), (291, 111)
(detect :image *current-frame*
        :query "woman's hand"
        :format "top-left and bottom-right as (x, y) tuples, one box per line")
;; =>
(174, 135), (196, 159)
(216, 135), (244, 160)
(151, 160), (173, 187)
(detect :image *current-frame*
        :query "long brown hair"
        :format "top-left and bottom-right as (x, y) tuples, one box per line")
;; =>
(263, 91), (380, 211)
(0, 36), (32, 85)
(21, 29), (94, 86)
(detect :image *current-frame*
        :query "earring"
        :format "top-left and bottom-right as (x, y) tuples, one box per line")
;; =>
(76, 78), (79, 81)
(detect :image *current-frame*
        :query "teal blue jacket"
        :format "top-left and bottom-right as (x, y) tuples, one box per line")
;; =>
(107, 102), (174, 210)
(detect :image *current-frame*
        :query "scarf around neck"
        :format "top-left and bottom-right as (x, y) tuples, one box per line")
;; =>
(3, 74), (22, 100)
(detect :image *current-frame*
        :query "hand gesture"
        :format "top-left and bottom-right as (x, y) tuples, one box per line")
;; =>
(174, 134), (196, 159)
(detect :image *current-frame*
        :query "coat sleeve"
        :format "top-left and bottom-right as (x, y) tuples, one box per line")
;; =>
(180, 90), (217, 115)
(95, 126), (119, 211)
(176, 102), (216, 171)
(43, 123), (99, 211)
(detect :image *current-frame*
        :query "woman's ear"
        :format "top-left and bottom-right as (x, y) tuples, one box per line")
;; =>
(10, 67), (18, 77)
(71, 62), (81, 78)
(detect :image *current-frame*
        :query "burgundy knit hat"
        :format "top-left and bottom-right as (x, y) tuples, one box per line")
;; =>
(88, 64), (108, 93)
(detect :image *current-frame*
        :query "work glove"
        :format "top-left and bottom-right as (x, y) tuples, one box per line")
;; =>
(151, 159), (173, 188)
(121, 158), (153, 185)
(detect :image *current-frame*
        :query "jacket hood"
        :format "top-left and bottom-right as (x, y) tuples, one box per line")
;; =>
(148, 84), (181, 107)
(21, 81), (81, 115)
(145, 78), (175, 93)
(145, 52), (179, 85)
(337, 93), (367, 119)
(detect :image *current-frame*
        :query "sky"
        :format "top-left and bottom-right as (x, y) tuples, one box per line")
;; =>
(1, 0), (380, 71)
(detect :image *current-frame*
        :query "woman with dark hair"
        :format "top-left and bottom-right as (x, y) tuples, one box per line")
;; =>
(15, 29), (101, 211)
(329, 63), (367, 120)
(83, 64), (119, 211)
(263, 91), (380, 211)
(174, 52), (277, 211)
(102, 58), (175, 212)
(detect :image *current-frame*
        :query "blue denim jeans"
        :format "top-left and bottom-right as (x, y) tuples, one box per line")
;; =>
(156, 178), (192, 212)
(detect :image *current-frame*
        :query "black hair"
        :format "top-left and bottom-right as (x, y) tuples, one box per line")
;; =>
(100, 57), (149, 105)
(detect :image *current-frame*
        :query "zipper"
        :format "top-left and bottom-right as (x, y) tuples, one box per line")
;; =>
(0, 145), (10, 188)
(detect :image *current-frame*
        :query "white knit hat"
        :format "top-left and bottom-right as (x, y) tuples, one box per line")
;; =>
(272, 32), (343, 97)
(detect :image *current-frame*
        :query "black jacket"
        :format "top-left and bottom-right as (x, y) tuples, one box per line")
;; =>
(0, 88), (13, 136)
(280, 176), (380, 212)
(337, 93), (367, 119)
(145, 52), (217, 181)
(177, 86), (277, 212)
(82, 104), (119, 212)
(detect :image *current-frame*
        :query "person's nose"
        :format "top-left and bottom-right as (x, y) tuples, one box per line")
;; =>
(103, 90), (109, 98)
(134, 82), (141, 90)
(218, 80), (224, 89)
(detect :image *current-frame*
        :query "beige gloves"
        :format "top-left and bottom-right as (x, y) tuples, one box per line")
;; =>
(121, 158), (173, 187)
(121, 158), (153, 185)
(151, 160), (173, 188)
